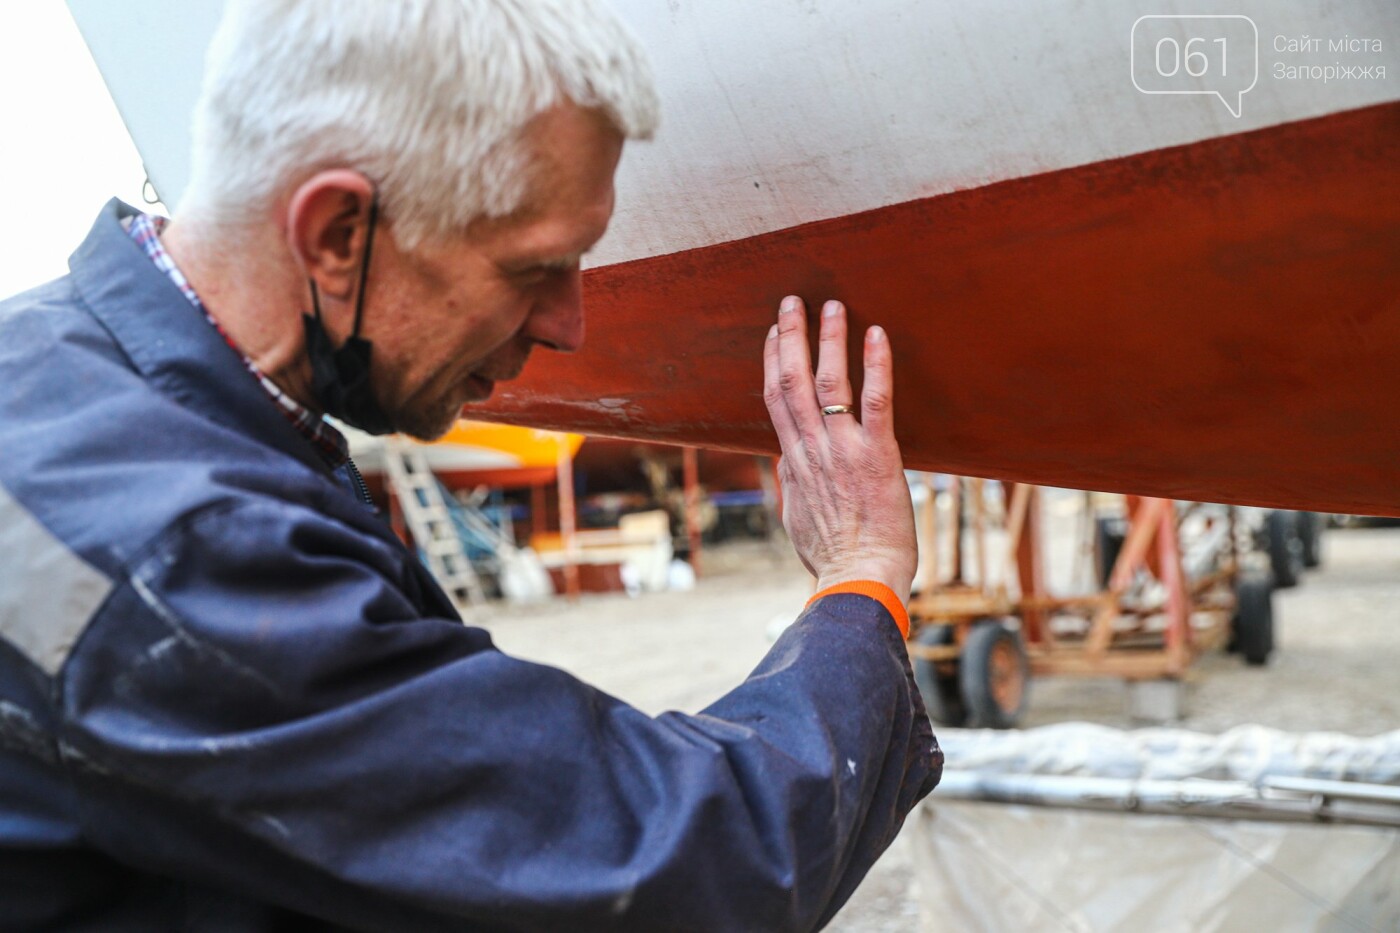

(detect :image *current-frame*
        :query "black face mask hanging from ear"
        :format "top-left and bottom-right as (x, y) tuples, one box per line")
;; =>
(302, 193), (396, 436)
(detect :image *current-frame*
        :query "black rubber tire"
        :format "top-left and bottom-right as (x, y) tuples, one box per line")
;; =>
(1296, 511), (1323, 569)
(1095, 516), (1128, 589)
(1265, 510), (1304, 589)
(912, 626), (967, 727)
(1232, 571), (1275, 666)
(959, 621), (1029, 729)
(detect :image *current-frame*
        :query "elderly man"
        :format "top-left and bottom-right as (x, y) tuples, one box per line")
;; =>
(0, 1), (940, 929)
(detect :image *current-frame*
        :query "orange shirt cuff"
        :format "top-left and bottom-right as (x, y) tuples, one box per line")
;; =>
(806, 581), (910, 639)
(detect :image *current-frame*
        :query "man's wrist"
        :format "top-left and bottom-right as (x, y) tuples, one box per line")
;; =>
(815, 569), (911, 607)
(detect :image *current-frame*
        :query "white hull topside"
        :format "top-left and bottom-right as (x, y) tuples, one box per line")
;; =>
(68, 0), (1397, 266)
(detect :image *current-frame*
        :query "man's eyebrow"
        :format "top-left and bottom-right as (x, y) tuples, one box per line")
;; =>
(525, 251), (585, 271)
(541, 252), (583, 268)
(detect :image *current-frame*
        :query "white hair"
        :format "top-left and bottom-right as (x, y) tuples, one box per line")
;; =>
(182, 0), (658, 247)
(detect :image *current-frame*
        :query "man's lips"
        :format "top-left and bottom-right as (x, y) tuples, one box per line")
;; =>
(463, 351), (528, 404)
(465, 374), (495, 400)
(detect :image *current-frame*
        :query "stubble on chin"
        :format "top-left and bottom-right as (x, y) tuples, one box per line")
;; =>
(391, 394), (464, 442)
(390, 349), (525, 441)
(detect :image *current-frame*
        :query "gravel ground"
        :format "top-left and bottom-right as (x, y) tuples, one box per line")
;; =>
(479, 524), (1400, 931)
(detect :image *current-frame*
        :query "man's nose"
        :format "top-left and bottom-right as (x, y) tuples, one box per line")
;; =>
(524, 267), (585, 353)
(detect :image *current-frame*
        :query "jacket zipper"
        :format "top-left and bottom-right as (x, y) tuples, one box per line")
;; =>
(345, 458), (374, 507)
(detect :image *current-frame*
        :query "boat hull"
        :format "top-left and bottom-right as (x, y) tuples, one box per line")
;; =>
(471, 104), (1400, 515)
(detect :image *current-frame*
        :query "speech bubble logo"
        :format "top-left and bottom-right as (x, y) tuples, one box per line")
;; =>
(1131, 15), (1258, 118)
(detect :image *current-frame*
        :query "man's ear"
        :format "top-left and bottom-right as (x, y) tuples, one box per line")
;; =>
(285, 170), (376, 302)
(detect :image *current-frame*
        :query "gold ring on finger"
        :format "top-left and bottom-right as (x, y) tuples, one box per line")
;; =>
(821, 404), (856, 416)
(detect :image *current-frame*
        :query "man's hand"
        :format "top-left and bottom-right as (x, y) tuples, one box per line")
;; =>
(763, 295), (917, 605)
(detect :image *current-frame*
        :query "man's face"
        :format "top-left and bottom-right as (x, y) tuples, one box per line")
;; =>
(367, 104), (624, 440)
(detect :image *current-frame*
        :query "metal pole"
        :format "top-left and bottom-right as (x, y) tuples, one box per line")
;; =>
(683, 445), (702, 578)
(950, 476), (964, 584)
(556, 439), (580, 600)
(920, 473), (938, 590)
(531, 482), (548, 540)
(971, 478), (988, 589)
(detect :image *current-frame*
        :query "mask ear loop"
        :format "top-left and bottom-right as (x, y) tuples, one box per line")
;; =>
(349, 193), (379, 340)
(309, 276), (325, 323)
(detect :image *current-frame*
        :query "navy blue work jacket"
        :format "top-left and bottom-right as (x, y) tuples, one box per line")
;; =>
(0, 200), (941, 931)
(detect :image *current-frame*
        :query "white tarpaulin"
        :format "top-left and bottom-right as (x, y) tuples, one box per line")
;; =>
(937, 723), (1400, 784)
(912, 725), (1400, 932)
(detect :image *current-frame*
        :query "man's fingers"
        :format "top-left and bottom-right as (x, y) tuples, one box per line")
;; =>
(762, 322), (799, 446)
(860, 325), (895, 439)
(775, 295), (823, 437)
(813, 300), (852, 411)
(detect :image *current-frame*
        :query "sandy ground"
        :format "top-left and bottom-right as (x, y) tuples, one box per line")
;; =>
(478, 523), (1400, 931)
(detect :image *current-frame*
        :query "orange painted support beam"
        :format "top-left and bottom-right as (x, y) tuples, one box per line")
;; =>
(1156, 501), (1192, 673)
(1007, 485), (1048, 645)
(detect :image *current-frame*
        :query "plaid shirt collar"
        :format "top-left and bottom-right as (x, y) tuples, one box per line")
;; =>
(125, 213), (350, 469)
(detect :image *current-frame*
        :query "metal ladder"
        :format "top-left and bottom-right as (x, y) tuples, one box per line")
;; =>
(382, 438), (485, 618)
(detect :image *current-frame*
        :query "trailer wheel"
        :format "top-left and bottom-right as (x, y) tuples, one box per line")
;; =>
(960, 620), (1029, 729)
(912, 625), (967, 727)
(1265, 510), (1303, 589)
(1232, 572), (1275, 666)
(1296, 511), (1323, 569)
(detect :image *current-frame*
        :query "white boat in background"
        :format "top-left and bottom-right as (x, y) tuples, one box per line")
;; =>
(345, 422), (583, 490)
